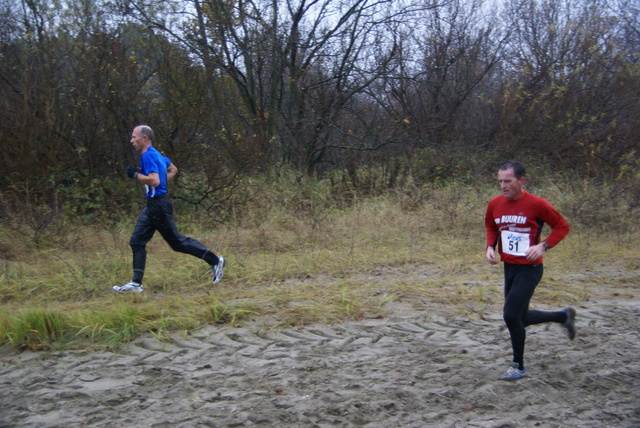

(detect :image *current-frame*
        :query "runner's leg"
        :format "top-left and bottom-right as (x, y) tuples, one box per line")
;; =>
(153, 197), (219, 265)
(503, 264), (543, 368)
(130, 206), (156, 283)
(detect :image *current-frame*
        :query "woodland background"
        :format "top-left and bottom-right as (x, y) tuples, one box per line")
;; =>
(1, 0), (639, 224)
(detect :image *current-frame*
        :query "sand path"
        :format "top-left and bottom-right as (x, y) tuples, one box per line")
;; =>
(1, 272), (639, 427)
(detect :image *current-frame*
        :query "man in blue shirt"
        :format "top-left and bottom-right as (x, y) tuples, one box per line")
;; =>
(113, 125), (225, 293)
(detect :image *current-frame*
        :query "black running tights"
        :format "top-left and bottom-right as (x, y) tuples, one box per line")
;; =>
(503, 263), (566, 367)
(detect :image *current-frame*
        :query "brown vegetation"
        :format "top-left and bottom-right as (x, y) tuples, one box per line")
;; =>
(0, 0), (638, 207)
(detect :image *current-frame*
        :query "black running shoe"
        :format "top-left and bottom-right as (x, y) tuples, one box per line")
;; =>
(563, 307), (576, 340)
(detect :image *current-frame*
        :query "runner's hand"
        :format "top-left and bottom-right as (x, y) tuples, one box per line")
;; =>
(126, 165), (138, 179)
(486, 246), (498, 264)
(525, 243), (545, 262)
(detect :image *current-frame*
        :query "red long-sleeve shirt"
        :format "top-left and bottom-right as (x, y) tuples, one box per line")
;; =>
(485, 191), (570, 264)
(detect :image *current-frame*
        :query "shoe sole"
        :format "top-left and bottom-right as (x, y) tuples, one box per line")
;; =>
(499, 373), (527, 381)
(213, 257), (225, 284)
(112, 286), (143, 293)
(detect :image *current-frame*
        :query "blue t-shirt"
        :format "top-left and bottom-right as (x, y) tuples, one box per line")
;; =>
(140, 146), (171, 198)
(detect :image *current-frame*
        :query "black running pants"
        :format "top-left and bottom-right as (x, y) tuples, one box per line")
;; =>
(129, 196), (218, 283)
(503, 263), (565, 366)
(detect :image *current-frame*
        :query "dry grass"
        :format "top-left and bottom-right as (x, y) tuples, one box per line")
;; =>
(0, 172), (638, 350)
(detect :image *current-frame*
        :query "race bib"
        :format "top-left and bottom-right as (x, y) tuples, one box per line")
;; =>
(501, 231), (530, 256)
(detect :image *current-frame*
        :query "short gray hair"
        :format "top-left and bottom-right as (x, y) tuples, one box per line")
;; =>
(138, 125), (154, 141)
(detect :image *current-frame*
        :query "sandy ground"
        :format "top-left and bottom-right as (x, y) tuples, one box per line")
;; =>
(1, 269), (639, 428)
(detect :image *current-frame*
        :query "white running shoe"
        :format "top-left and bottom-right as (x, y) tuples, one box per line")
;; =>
(499, 362), (527, 381)
(113, 281), (144, 293)
(212, 256), (225, 284)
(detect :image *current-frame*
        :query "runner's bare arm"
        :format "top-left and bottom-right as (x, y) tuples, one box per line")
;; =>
(167, 163), (178, 180)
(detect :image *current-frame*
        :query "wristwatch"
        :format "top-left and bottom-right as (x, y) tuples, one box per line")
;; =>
(542, 241), (549, 251)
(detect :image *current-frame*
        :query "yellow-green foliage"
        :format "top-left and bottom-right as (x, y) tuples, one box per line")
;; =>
(4, 310), (68, 350)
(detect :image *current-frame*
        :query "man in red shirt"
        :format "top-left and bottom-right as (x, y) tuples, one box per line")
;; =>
(485, 160), (576, 381)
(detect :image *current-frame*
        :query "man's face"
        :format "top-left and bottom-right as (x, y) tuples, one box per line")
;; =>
(130, 127), (145, 152)
(498, 168), (525, 200)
